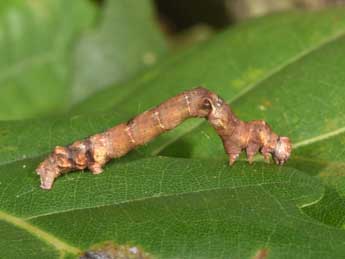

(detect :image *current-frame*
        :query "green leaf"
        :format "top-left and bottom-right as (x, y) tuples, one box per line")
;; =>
(73, 8), (345, 116)
(0, 0), (166, 120)
(2, 158), (344, 258)
(2, 8), (345, 258)
(71, 0), (167, 103)
(0, 0), (96, 120)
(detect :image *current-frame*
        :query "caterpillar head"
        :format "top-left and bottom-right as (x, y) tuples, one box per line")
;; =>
(36, 158), (60, 190)
(36, 146), (71, 189)
(272, 136), (292, 165)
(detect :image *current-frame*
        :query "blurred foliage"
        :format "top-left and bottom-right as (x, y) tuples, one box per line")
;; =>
(155, 0), (345, 30)
(0, 0), (95, 120)
(72, 0), (167, 103)
(1, 0), (344, 120)
(0, 0), (166, 120)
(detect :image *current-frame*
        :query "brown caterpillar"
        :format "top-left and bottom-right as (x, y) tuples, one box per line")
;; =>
(36, 87), (292, 190)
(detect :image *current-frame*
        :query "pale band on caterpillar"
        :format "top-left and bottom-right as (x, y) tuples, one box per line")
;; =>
(36, 87), (292, 190)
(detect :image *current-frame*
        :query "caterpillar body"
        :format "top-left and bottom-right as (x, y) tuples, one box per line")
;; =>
(36, 87), (292, 190)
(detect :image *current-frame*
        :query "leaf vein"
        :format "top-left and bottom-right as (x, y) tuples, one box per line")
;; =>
(25, 181), (289, 220)
(0, 210), (81, 255)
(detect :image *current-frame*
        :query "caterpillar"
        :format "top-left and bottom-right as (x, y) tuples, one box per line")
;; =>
(36, 87), (292, 190)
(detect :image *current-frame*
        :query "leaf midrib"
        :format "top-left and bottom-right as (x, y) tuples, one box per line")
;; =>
(0, 174), (325, 256)
(25, 177), (290, 220)
(0, 181), (290, 254)
(2, 152), (340, 254)
(3, 154), (338, 222)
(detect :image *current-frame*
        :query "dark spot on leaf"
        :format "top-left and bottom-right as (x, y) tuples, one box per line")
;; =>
(0, 128), (8, 136)
(80, 242), (152, 259)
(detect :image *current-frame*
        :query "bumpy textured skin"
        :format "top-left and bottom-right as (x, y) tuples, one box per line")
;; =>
(36, 87), (292, 190)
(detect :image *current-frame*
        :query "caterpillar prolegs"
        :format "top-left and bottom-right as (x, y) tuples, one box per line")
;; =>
(36, 87), (292, 190)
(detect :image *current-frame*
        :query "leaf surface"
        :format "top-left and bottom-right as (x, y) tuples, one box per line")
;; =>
(1, 158), (343, 259)
(0, 0), (95, 120)
(1, 8), (345, 258)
